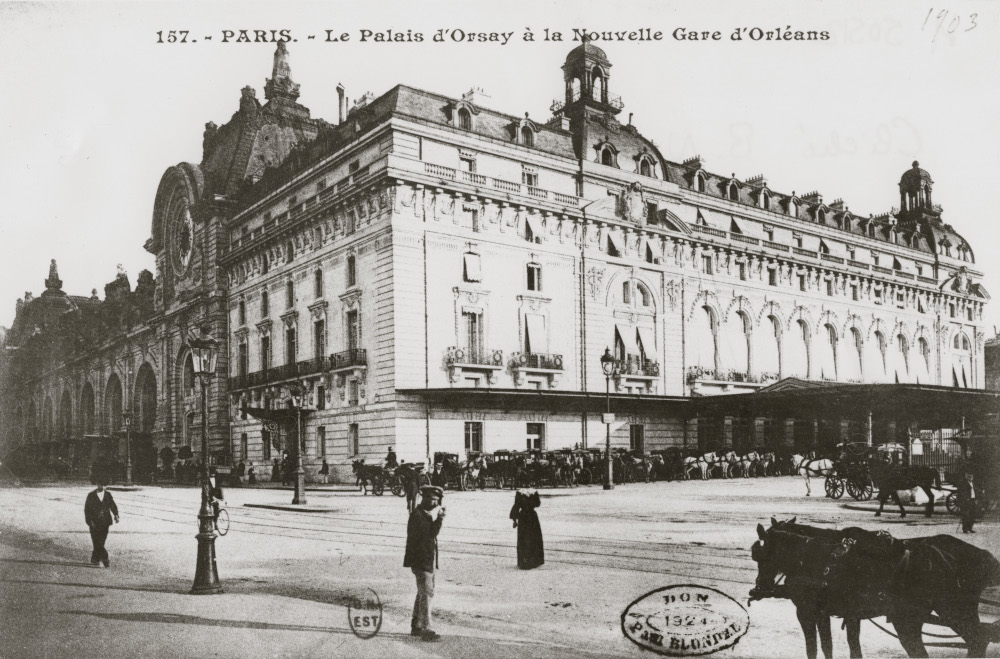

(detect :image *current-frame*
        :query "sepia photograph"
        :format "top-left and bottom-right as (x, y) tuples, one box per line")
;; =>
(1, 1), (1000, 657)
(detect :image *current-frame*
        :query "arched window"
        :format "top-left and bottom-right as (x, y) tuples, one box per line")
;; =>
(520, 126), (534, 147)
(962, 335), (971, 351)
(696, 173), (706, 193)
(592, 70), (604, 101)
(755, 314), (781, 379)
(183, 354), (195, 397)
(785, 319), (810, 378)
(760, 191), (770, 210)
(622, 281), (631, 305)
(601, 147), (615, 167)
(821, 324), (838, 381)
(788, 199), (798, 217)
(846, 327), (864, 380)
(875, 331), (887, 371)
(457, 108), (472, 130)
(639, 158), (652, 177)
(570, 77), (581, 100)
(728, 183), (739, 201)
(286, 279), (294, 309)
(637, 284), (651, 308)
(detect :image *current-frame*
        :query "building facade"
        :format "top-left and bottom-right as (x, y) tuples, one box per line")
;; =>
(1, 43), (988, 482)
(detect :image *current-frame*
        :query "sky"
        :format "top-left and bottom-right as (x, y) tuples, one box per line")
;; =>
(1, 0), (998, 329)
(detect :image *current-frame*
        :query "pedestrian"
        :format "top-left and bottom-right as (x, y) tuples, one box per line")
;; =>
(319, 459), (330, 484)
(510, 490), (544, 569)
(402, 462), (422, 514)
(235, 460), (246, 486)
(281, 451), (290, 486)
(385, 446), (399, 470)
(957, 469), (978, 533)
(271, 458), (281, 482)
(247, 461), (257, 485)
(84, 476), (119, 567)
(404, 485), (445, 641)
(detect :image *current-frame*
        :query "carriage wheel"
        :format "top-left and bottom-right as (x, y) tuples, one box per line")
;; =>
(579, 468), (593, 486)
(372, 479), (385, 496)
(825, 477), (845, 499)
(945, 492), (960, 515)
(477, 474), (487, 490)
(391, 476), (404, 497)
(859, 481), (874, 501)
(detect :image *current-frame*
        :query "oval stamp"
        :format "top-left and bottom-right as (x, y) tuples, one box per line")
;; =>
(347, 588), (383, 640)
(621, 584), (750, 656)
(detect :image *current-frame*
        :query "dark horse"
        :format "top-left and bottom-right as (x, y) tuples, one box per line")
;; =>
(750, 517), (1000, 658)
(351, 459), (385, 495)
(870, 458), (941, 518)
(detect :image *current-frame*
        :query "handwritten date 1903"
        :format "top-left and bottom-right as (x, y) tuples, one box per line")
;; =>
(922, 9), (978, 43)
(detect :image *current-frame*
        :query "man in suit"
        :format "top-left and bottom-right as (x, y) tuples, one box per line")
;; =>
(84, 476), (119, 567)
(404, 485), (445, 641)
(957, 469), (978, 533)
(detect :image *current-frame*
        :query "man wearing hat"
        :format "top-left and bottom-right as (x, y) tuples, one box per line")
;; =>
(84, 476), (119, 567)
(404, 485), (445, 641)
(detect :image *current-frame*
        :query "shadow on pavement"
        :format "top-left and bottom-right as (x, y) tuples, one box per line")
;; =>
(2, 578), (184, 595)
(0, 558), (96, 569)
(58, 610), (374, 636)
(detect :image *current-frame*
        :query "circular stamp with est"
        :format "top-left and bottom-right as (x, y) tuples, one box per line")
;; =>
(347, 588), (383, 640)
(621, 584), (750, 656)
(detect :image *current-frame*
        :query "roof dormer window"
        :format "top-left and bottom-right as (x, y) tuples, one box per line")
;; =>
(520, 125), (534, 147)
(760, 190), (770, 210)
(727, 182), (739, 202)
(458, 108), (472, 130)
(696, 172), (707, 193)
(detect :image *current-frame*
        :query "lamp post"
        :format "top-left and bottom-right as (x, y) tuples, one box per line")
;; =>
(288, 385), (307, 505)
(188, 327), (222, 595)
(122, 411), (133, 487)
(600, 347), (620, 491)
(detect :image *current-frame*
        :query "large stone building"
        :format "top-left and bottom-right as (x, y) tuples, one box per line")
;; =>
(1, 42), (989, 482)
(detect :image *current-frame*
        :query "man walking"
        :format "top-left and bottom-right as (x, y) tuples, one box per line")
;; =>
(84, 476), (119, 567)
(957, 469), (978, 533)
(404, 485), (445, 641)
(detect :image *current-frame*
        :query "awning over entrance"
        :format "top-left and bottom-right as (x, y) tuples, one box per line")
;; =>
(397, 388), (691, 415)
(687, 379), (1000, 427)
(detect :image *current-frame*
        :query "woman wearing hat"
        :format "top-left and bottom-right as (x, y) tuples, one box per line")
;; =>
(404, 485), (446, 641)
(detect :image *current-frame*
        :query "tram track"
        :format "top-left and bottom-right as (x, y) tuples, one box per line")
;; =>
(15, 486), (760, 586)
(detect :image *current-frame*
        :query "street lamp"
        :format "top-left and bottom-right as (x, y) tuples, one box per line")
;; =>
(288, 385), (307, 505)
(188, 327), (222, 595)
(122, 411), (133, 487)
(600, 347), (620, 491)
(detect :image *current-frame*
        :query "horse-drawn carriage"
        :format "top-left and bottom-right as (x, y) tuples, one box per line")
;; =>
(431, 452), (464, 490)
(576, 448), (603, 486)
(824, 443), (875, 501)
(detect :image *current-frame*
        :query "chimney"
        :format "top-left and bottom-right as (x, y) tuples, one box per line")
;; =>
(337, 83), (346, 124)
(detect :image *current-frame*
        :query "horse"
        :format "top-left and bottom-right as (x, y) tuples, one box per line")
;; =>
(713, 451), (740, 479)
(791, 453), (836, 496)
(869, 457), (941, 518)
(683, 450), (717, 480)
(734, 451), (759, 478)
(750, 517), (1000, 658)
(351, 459), (385, 495)
(461, 454), (487, 490)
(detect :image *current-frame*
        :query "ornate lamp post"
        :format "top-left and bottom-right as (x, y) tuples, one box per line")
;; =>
(122, 411), (133, 486)
(288, 385), (307, 505)
(188, 327), (222, 595)
(600, 347), (620, 491)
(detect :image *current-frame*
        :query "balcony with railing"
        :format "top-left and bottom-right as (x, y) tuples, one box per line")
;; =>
(691, 224), (727, 238)
(552, 89), (624, 111)
(330, 349), (367, 371)
(618, 357), (660, 378)
(513, 352), (564, 370)
(409, 157), (584, 208)
(445, 346), (504, 385)
(685, 366), (776, 389)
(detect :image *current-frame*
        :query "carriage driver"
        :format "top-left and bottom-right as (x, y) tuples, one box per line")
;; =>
(385, 446), (399, 470)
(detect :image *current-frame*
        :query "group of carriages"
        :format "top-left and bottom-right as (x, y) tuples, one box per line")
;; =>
(421, 444), (809, 491)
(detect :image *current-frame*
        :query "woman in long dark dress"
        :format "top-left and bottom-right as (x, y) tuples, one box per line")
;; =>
(510, 490), (544, 569)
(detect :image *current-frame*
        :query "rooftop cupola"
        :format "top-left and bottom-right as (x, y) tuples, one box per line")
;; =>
(897, 161), (941, 226)
(41, 259), (66, 297)
(557, 37), (623, 115)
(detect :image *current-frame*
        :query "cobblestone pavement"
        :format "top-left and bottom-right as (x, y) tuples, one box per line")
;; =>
(1, 477), (998, 658)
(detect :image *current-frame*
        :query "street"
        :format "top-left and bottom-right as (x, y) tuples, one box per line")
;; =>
(1, 477), (998, 658)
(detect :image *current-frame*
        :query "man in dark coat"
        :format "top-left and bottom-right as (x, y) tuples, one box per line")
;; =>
(404, 485), (445, 641)
(385, 447), (399, 470)
(510, 490), (544, 569)
(84, 477), (119, 567)
(957, 470), (978, 533)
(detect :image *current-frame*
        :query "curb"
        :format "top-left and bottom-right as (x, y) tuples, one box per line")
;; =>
(243, 503), (341, 513)
(841, 503), (956, 517)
